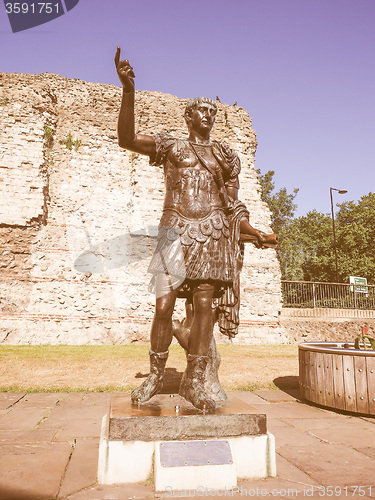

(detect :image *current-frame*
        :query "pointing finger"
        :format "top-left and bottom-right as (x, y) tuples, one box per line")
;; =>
(114, 46), (121, 67)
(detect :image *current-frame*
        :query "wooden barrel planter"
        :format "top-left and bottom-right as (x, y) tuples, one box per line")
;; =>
(299, 342), (375, 415)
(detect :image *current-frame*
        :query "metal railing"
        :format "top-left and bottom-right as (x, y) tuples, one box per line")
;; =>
(282, 280), (375, 310)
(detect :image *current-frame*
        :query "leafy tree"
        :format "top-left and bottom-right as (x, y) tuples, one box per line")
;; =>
(277, 201), (375, 284)
(256, 169), (300, 279)
(256, 169), (299, 235)
(257, 169), (375, 284)
(274, 218), (305, 281)
(296, 210), (335, 282)
(336, 193), (375, 283)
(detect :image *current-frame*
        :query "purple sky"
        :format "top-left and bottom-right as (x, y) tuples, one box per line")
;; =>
(1, 0), (374, 217)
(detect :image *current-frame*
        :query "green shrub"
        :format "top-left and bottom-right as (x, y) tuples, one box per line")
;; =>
(65, 132), (73, 150)
(65, 132), (82, 151)
(44, 125), (54, 141)
(73, 138), (82, 150)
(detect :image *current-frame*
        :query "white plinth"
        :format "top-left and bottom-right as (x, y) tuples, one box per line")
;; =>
(98, 414), (155, 484)
(98, 413), (276, 490)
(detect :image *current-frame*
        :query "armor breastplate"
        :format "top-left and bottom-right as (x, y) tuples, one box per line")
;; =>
(162, 141), (223, 219)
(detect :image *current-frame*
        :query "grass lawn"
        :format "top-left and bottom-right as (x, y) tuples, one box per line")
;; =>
(0, 344), (299, 393)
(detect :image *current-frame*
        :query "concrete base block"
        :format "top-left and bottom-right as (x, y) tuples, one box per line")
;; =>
(230, 433), (276, 479)
(97, 395), (276, 489)
(98, 414), (154, 484)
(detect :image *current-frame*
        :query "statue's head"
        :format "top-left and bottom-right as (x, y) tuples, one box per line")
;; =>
(184, 97), (217, 134)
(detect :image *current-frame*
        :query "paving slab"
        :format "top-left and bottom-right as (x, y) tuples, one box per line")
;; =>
(229, 391), (271, 405)
(13, 393), (71, 408)
(307, 427), (375, 447)
(54, 396), (111, 408)
(283, 415), (375, 430)
(81, 393), (115, 404)
(0, 409), (10, 420)
(275, 453), (320, 486)
(0, 485), (34, 500)
(266, 417), (291, 428)
(38, 402), (108, 436)
(45, 399), (108, 414)
(249, 401), (336, 419)
(63, 482), (155, 499)
(266, 419), (292, 437)
(53, 418), (103, 440)
(211, 478), (325, 499)
(0, 442), (72, 499)
(357, 447), (375, 460)
(363, 485), (375, 498)
(235, 481), (314, 499)
(52, 393), (88, 402)
(0, 392), (26, 410)
(278, 441), (375, 486)
(0, 407), (51, 430)
(272, 425), (322, 449)
(0, 428), (57, 443)
(346, 487), (375, 500)
(59, 439), (99, 498)
(277, 486), (375, 499)
(361, 416), (375, 423)
(254, 389), (299, 402)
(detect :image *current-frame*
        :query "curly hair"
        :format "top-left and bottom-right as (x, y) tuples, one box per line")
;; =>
(184, 97), (217, 121)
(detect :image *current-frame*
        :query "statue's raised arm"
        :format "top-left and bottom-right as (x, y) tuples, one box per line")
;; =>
(114, 47), (156, 157)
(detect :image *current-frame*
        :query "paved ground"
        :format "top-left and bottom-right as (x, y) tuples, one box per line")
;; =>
(0, 389), (374, 499)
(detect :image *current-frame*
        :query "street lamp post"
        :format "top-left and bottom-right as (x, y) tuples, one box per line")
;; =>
(330, 187), (348, 283)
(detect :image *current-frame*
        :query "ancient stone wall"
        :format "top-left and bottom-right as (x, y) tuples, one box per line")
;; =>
(280, 309), (375, 343)
(280, 318), (375, 344)
(0, 72), (285, 345)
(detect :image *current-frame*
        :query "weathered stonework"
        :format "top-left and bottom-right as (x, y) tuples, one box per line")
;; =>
(0, 72), (285, 345)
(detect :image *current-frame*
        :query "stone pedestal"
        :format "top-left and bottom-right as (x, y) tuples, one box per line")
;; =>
(98, 394), (276, 491)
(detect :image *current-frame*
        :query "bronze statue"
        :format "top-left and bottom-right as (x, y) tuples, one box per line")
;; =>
(114, 48), (277, 411)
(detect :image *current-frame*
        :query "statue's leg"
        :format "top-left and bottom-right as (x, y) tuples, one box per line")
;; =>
(131, 349), (169, 404)
(179, 284), (216, 410)
(205, 334), (227, 401)
(171, 298), (192, 351)
(131, 276), (178, 404)
(188, 284), (215, 355)
(176, 301), (227, 403)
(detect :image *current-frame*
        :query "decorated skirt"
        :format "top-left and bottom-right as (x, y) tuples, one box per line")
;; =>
(148, 208), (234, 296)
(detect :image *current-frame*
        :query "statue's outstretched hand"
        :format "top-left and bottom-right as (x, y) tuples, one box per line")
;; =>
(115, 47), (135, 93)
(257, 231), (278, 249)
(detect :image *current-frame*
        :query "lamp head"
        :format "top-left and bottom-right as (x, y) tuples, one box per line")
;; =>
(330, 187), (348, 194)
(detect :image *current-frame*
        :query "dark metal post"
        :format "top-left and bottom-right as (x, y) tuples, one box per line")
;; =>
(330, 188), (339, 283)
(330, 187), (347, 283)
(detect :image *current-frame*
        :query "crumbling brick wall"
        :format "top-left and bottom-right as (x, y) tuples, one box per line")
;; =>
(0, 72), (284, 344)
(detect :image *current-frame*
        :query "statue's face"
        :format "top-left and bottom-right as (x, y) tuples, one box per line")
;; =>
(187, 102), (216, 135)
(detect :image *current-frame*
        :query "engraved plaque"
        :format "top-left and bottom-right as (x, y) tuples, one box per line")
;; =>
(159, 440), (232, 467)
